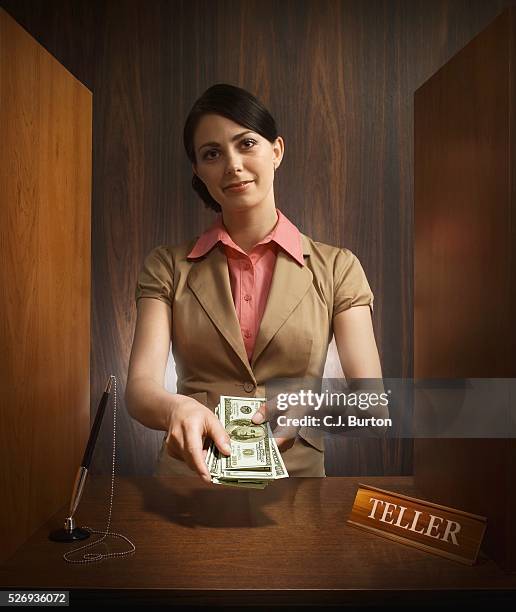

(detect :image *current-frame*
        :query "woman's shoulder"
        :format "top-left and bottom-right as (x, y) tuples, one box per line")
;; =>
(143, 238), (199, 265)
(300, 233), (358, 269)
(300, 233), (373, 311)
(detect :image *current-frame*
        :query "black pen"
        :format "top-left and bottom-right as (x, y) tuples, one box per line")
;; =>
(49, 376), (113, 541)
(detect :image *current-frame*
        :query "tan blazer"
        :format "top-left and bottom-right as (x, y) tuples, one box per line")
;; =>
(135, 233), (374, 474)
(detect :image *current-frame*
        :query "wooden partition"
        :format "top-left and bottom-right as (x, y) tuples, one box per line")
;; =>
(414, 7), (516, 572)
(0, 8), (92, 565)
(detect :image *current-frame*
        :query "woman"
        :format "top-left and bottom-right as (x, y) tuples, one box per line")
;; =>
(125, 83), (385, 481)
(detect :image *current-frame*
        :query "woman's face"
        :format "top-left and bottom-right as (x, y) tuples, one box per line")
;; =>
(192, 113), (284, 213)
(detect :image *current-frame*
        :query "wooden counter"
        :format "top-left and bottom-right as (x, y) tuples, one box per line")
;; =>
(1, 476), (515, 606)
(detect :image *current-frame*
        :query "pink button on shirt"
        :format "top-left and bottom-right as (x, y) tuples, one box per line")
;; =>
(187, 209), (305, 362)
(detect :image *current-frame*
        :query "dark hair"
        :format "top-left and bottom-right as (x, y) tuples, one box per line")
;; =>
(183, 83), (279, 213)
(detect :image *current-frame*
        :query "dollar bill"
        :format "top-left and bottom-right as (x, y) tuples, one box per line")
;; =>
(204, 396), (289, 488)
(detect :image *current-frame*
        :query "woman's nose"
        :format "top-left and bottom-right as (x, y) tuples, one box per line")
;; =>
(224, 152), (243, 173)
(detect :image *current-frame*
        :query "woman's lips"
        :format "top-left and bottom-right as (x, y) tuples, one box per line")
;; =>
(224, 180), (254, 193)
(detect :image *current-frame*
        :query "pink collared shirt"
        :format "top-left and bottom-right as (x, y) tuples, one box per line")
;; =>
(187, 209), (304, 362)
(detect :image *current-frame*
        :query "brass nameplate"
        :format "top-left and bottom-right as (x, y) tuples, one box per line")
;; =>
(347, 484), (487, 565)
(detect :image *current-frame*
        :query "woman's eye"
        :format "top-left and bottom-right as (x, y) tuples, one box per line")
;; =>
(242, 138), (257, 148)
(204, 150), (219, 160)
(203, 139), (257, 161)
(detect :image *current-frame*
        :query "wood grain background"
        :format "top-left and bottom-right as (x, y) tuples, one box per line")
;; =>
(1, 0), (514, 476)
(413, 6), (516, 571)
(0, 7), (92, 564)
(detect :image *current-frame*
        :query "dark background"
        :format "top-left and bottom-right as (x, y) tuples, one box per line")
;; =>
(2, 0), (514, 476)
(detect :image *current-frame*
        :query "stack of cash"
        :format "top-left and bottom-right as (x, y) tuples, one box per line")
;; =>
(205, 395), (289, 488)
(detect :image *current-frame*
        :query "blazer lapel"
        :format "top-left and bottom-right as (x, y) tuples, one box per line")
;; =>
(251, 235), (312, 367)
(187, 245), (254, 378)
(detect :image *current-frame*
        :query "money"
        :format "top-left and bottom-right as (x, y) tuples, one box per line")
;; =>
(205, 395), (288, 488)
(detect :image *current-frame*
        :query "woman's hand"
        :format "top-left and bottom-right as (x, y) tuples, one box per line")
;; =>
(166, 395), (232, 482)
(251, 400), (297, 451)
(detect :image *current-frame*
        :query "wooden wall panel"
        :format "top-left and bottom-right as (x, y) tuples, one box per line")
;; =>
(0, 8), (91, 564)
(1, 0), (514, 479)
(414, 6), (516, 571)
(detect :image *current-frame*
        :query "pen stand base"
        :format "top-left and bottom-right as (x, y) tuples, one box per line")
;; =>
(48, 527), (91, 542)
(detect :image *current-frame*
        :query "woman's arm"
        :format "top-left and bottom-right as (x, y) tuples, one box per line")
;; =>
(125, 298), (231, 480)
(333, 305), (389, 428)
(125, 298), (175, 431)
(333, 305), (382, 379)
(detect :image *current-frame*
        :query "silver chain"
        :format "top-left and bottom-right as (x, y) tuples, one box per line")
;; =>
(63, 375), (136, 563)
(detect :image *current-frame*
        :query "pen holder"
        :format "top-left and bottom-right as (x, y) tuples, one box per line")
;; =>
(49, 467), (91, 542)
(49, 376), (113, 542)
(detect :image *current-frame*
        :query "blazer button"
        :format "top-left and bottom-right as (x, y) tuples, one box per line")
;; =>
(243, 382), (255, 393)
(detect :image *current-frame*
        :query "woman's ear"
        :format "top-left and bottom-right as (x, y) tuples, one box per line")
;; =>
(273, 136), (285, 168)
(192, 163), (198, 178)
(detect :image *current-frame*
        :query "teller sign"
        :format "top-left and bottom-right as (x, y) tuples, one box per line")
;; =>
(348, 484), (487, 565)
